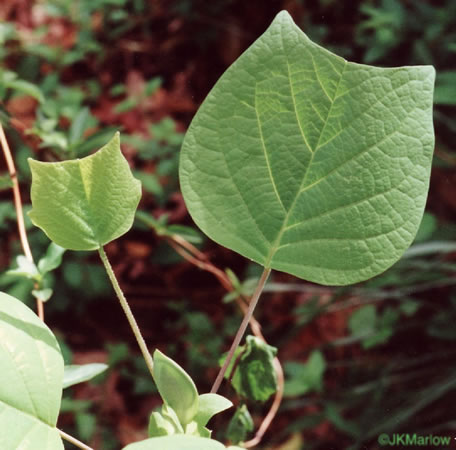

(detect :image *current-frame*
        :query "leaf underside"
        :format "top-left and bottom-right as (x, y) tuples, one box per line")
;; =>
(28, 132), (141, 251)
(0, 292), (64, 449)
(179, 11), (435, 285)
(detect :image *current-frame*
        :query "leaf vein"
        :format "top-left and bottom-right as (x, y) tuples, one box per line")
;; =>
(254, 85), (286, 211)
(285, 184), (400, 232)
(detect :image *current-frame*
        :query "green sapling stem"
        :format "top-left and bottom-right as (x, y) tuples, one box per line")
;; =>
(211, 267), (271, 394)
(98, 246), (155, 378)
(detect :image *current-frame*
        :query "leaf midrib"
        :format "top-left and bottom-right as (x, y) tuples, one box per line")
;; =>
(264, 28), (348, 268)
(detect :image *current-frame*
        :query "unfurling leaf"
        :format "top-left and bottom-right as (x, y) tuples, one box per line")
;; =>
(153, 350), (199, 426)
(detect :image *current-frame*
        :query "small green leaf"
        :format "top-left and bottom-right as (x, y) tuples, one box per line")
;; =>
(194, 393), (233, 428)
(348, 304), (377, 337)
(185, 420), (211, 438)
(0, 292), (64, 449)
(38, 242), (66, 275)
(145, 77), (162, 96)
(63, 363), (108, 389)
(226, 404), (254, 445)
(166, 224), (203, 244)
(228, 335), (277, 403)
(69, 107), (94, 145)
(7, 255), (40, 280)
(153, 350), (199, 426)
(75, 411), (96, 441)
(6, 79), (45, 103)
(133, 171), (163, 197)
(28, 132), (141, 250)
(413, 212), (437, 243)
(284, 350), (326, 397)
(365, 307), (398, 348)
(180, 10), (435, 286)
(348, 305), (399, 348)
(325, 403), (360, 437)
(0, 174), (13, 191)
(148, 405), (184, 437)
(225, 269), (242, 292)
(32, 287), (53, 302)
(434, 71), (456, 105)
(114, 97), (139, 113)
(399, 300), (419, 317)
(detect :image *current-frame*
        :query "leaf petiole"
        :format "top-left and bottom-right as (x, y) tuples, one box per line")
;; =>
(98, 246), (155, 378)
(58, 429), (94, 450)
(211, 267), (271, 394)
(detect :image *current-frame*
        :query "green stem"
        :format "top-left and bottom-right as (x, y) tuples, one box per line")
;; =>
(58, 429), (93, 450)
(210, 267), (271, 394)
(98, 246), (154, 378)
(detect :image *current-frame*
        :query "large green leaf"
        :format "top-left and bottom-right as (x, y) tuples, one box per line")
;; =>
(179, 11), (435, 285)
(28, 132), (141, 250)
(0, 292), (64, 449)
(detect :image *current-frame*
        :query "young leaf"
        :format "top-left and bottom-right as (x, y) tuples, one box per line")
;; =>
(349, 305), (399, 349)
(28, 132), (141, 250)
(180, 10), (435, 285)
(226, 404), (254, 445)
(0, 292), (64, 449)
(68, 107), (94, 145)
(38, 242), (66, 275)
(7, 254), (39, 280)
(227, 335), (277, 403)
(148, 405), (184, 437)
(63, 363), (108, 389)
(284, 350), (326, 397)
(348, 304), (376, 337)
(153, 350), (199, 426)
(0, 173), (13, 191)
(32, 287), (53, 302)
(194, 393), (233, 428)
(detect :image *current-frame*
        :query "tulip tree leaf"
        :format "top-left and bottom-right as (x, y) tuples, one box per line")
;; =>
(28, 132), (141, 251)
(179, 11), (435, 285)
(0, 292), (64, 449)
